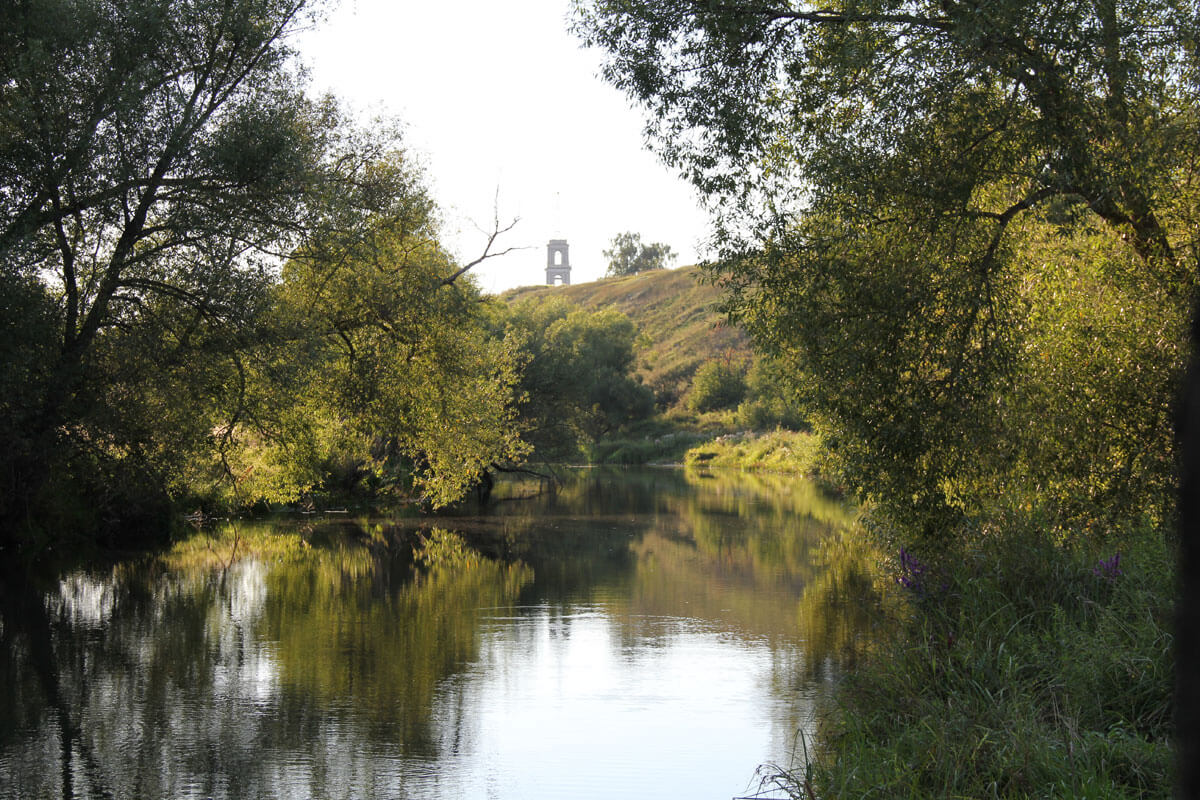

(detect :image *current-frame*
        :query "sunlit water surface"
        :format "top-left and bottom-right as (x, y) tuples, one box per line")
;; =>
(0, 467), (874, 799)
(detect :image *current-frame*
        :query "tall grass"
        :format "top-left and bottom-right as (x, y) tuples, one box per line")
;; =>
(684, 430), (824, 476)
(802, 522), (1174, 799)
(589, 432), (709, 465)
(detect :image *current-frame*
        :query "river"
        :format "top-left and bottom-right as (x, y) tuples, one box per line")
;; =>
(0, 467), (877, 799)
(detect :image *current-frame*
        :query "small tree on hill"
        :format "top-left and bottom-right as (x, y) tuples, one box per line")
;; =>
(688, 358), (747, 413)
(604, 232), (676, 277)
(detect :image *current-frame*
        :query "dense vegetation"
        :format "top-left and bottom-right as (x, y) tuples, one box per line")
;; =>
(487, 296), (655, 463)
(505, 265), (750, 406)
(577, 0), (1196, 542)
(0, 0), (663, 553)
(575, 0), (1197, 795)
(503, 264), (809, 429)
(0, 0), (730, 559)
(0, 0), (544, 550)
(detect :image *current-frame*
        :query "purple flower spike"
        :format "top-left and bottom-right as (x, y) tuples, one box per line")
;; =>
(1092, 552), (1123, 582)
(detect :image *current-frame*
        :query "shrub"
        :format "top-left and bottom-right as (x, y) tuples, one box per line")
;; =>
(688, 359), (747, 412)
(736, 355), (808, 430)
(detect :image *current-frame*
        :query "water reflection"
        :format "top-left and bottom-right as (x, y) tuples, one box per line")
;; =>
(0, 467), (880, 799)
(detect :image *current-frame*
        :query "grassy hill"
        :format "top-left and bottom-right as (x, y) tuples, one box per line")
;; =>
(501, 265), (750, 407)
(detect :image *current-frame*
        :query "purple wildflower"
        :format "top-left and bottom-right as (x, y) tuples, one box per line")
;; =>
(1092, 552), (1122, 582)
(897, 547), (930, 596)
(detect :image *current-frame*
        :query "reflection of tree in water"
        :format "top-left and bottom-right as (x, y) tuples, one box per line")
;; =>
(681, 467), (855, 530)
(396, 471), (660, 605)
(473, 466), (885, 743)
(794, 526), (897, 677)
(0, 523), (532, 799)
(0, 469), (883, 798)
(265, 528), (532, 754)
(0, 564), (124, 800)
(444, 467), (881, 683)
(484, 465), (693, 519)
(622, 470), (884, 683)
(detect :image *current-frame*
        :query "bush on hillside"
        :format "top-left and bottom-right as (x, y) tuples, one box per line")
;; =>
(688, 359), (747, 412)
(491, 298), (655, 460)
(736, 354), (808, 430)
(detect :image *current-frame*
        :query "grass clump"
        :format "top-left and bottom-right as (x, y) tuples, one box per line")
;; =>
(590, 434), (706, 465)
(589, 414), (734, 465)
(806, 522), (1174, 799)
(684, 430), (823, 476)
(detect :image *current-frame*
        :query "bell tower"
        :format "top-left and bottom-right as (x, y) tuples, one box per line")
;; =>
(545, 239), (571, 285)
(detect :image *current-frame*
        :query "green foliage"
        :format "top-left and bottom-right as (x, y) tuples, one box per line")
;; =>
(603, 231), (676, 276)
(991, 213), (1185, 533)
(687, 358), (747, 412)
(0, 273), (59, 524)
(576, 0), (1200, 541)
(736, 354), (808, 430)
(492, 297), (654, 460)
(0, 0), (351, 541)
(0, 0), (533, 538)
(807, 526), (1174, 799)
(503, 265), (752, 410)
(578, 7), (1188, 790)
(206, 167), (528, 509)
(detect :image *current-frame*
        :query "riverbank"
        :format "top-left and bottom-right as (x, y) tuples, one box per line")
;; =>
(769, 520), (1176, 799)
(681, 429), (822, 475)
(665, 433), (1176, 797)
(588, 426), (826, 473)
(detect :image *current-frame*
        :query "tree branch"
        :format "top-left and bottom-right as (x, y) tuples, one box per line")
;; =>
(691, 1), (953, 31)
(438, 194), (527, 288)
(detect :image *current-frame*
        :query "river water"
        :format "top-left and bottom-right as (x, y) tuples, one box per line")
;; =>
(0, 467), (876, 800)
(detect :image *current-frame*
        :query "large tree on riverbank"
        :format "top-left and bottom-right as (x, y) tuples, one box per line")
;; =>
(574, 0), (1198, 534)
(0, 0), (523, 541)
(1, 0), (338, 535)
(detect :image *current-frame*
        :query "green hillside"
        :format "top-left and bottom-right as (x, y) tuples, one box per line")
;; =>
(501, 266), (751, 406)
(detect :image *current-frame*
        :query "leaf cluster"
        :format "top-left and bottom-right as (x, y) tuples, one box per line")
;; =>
(687, 357), (747, 412)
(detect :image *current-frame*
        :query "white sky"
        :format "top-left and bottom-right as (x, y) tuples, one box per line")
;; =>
(294, 0), (711, 294)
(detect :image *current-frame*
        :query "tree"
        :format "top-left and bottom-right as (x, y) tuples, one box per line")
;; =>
(575, 0), (1199, 538)
(577, 6), (1200, 786)
(0, 0), (339, 379)
(603, 231), (676, 276)
(1, 0), (355, 539)
(687, 358), (747, 413)
(493, 298), (654, 459)
(0, 0), (517, 539)
(220, 167), (529, 509)
(737, 354), (808, 431)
